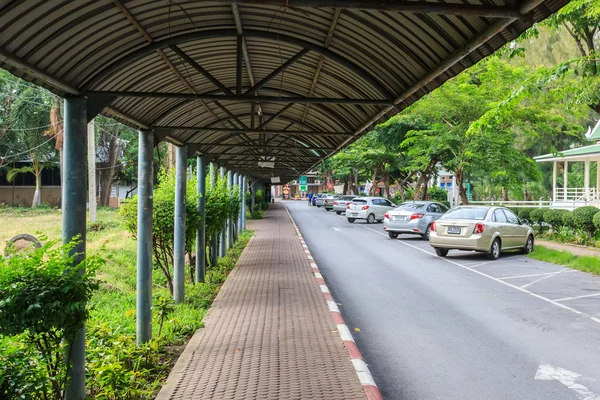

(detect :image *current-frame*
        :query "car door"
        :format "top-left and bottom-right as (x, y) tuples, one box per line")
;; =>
(379, 199), (394, 219)
(492, 209), (511, 246)
(426, 203), (441, 223)
(502, 209), (527, 248)
(369, 199), (380, 218)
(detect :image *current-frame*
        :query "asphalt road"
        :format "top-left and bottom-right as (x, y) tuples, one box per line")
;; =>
(286, 201), (600, 400)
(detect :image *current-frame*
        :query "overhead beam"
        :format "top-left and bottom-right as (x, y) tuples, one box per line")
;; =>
(195, 142), (333, 150)
(255, 103), (295, 130)
(215, 153), (321, 159)
(86, 91), (391, 105)
(209, 0), (521, 18)
(170, 45), (235, 96)
(154, 126), (350, 136)
(243, 48), (310, 97)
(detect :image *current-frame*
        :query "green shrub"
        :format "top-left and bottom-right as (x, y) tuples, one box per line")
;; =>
(529, 208), (546, 225)
(440, 200), (451, 209)
(428, 186), (447, 202)
(571, 206), (600, 236)
(562, 211), (575, 228)
(543, 209), (568, 229)
(0, 241), (101, 400)
(593, 211), (600, 232)
(517, 208), (532, 222)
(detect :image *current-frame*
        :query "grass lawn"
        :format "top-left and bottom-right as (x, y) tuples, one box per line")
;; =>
(528, 245), (600, 276)
(0, 205), (253, 399)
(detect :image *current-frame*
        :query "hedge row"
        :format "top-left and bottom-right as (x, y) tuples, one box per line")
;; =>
(509, 206), (600, 236)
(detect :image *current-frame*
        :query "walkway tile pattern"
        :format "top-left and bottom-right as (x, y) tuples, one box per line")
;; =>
(156, 203), (365, 400)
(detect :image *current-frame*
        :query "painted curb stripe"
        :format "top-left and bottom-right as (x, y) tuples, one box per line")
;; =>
(327, 300), (340, 313)
(320, 285), (330, 293)
(337, 324), (355, 342)
(315, 273), (323, 279)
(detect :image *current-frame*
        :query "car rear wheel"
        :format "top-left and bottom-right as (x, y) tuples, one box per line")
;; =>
(421, 225), (431, 240)
(326, 208), (331, 211)
(366, 214), (375, 224)
(347, 218), (355, 224)
(388, 232), (398, 239)
(317, 205), (322, 208)
(336, 211), (342, 215)
(488, 238), (501, 260)
(434, 247), (448, 257)
(523, 235), (534, 254)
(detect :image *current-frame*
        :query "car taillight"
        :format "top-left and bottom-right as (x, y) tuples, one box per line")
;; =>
(362, 205), (369, 210)
(347, 204), (351, 209)
(333, 201), (338, 205)
(473, 223), (485, 234)
(430, 222), (435, 231)
(384, 212), (390, 220)
(410, 213), (424, 220)
(346, 202), (351, 205)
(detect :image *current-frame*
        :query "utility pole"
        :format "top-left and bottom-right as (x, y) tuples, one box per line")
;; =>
(87, 119), (97, 222)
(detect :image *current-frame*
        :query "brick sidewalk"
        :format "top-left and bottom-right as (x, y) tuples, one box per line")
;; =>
(155, 202), (365, 400)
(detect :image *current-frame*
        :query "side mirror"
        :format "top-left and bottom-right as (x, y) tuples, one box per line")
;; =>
(391, 204), (396, 207)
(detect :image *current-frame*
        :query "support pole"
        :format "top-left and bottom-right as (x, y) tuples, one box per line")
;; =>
(585, 159), (590, 201)
(136, 130), (154, 344)
(242, 175), (247, 230)
(210, 162), (219, 266)
(227, 170), (234, 249)
(238, 174), (243, 235)
(233, 172), (239, 242)
(87, 120), (97, 223)
(220, 167), (227, 257)
(173, 145), (187, 303)
(552, 160), (557, 201)
(63, 97), (88, 400)
(564, 161), (568, 201)
(196, 156), (207, 283)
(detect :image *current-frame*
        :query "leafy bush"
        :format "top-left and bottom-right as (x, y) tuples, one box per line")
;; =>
(428, 186), (448, 202)
(121, 170), (202, 294)
(571, 206), (600, 236)
(593, 211), (600, 232)
(529, 208), (546, 225)
(0, 241), (101, 400)
(562, 211), (575, 229)
(517, 208), (532, 222)
(543, 209), (568, 229)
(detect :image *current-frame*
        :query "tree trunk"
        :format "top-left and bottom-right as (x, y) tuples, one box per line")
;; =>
(455, 167), (469, 205)
(353, 169), (359, 195)
(370, 168), (378, 196)
(342, 179), (348, 195)
(382, 170), (390, 199)
(32, 172), (41, 208)
(99, 131), (120, 207)
(166, 143), (176, 172)
(502, 187), (509, 201)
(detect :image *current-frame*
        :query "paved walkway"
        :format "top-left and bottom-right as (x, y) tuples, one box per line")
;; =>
(537, 239), (600, 257)
(156, 202), (365, 400)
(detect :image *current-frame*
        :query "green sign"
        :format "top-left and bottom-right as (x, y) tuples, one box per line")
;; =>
(299, 175), (308, 185)
(299, 185), (307, 191)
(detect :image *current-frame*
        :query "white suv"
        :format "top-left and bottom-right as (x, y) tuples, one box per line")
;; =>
(346, 197), (396, 224)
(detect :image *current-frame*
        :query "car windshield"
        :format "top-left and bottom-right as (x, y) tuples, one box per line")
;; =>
(441, 207), (488, 220)
(352, 199), (368, 205)
(396, 203), (425, 210)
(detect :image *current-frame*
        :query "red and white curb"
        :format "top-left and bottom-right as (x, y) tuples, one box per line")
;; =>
(284, 205), (384, 400)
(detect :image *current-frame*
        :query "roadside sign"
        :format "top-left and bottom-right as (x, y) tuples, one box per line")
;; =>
(299, 184), (307, 191)
(299, 175), (308, 185)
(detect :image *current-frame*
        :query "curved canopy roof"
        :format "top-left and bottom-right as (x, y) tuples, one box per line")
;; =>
(0, 0), (568, 180)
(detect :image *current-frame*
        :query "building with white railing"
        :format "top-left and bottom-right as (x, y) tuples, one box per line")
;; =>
(534, 119), (600, 210)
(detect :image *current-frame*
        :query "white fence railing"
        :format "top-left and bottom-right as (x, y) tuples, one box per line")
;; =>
(554, 187), (598, 202)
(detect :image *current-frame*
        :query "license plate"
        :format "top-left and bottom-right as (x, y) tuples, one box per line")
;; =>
(447, 227), (461, 234)
(351, 213), (358, 217)
(394, 216), (406, 221)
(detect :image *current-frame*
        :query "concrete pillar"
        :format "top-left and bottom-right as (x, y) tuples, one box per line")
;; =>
(564, 161), (568, 201)
(552, 160), (557, 201)
(585, 160), (590, 200)
(219, 167), (227, 257)
(242, 175), (247, 229)
(136, 130), (153, 344)
(63, 97), (87, 400)
(196, 156), (206, 283)
(227, 170), (233, 249)
(173, 146), (187, 303)
(233, 172), (239, 242)
(237, 174), (243, 234)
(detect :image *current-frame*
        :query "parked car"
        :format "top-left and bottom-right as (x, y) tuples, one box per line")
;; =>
(323, 194), (341, 211)
(333, 195), (357, 214)
(316, 194), (329, 207)
(429, 206), (534, 260)
(311, 193), (324, 206)
(383, 201), (449, 240)
(346, 197), (395, 224)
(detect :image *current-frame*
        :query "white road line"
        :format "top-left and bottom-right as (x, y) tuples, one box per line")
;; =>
(469, 260), (496, 269)
(521, 269), (569, 289)
(358, 224), (600, 325)
(535, 362), (600, 400)
(500, 272), (566, 280)
(554, 293), (600, 302)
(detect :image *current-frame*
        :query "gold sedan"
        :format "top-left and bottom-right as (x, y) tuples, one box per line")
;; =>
(429, 206), (535, 260)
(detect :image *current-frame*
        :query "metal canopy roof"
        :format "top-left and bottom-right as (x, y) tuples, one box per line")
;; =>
(0, 0), (568, 180)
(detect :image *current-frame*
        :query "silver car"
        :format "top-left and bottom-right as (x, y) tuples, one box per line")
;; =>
(429, 206), (535, 260)
(346, 197), (396, 224)
(315, 194), (328, 207)
(332, 195), (357, 215)
(384, 201), (449, 240)
(323, 194), (341, 211)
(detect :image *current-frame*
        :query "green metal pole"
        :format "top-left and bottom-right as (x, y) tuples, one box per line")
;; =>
(237, 174), (243, 236)
(136, 130), (153, 344)
(210, 162), (218, 266)
(242, 175), (247, 230)
(219, 167), (227, 257)
(63, 97), (87, 400)
(196, 156), (206, 283)
(173, 145), (187, 303)
(232, 172), (238, 243)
